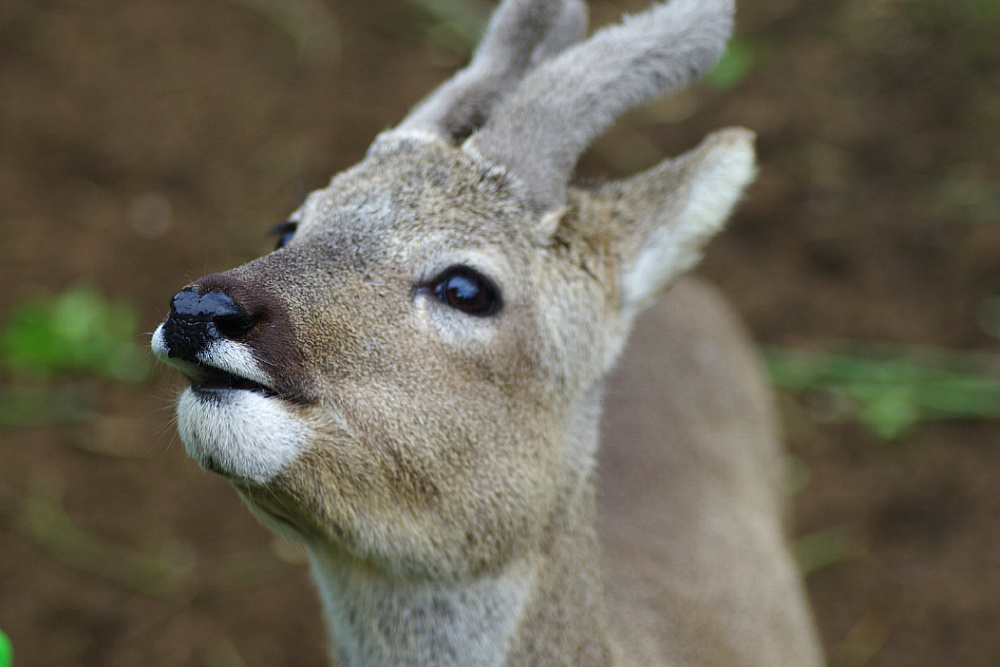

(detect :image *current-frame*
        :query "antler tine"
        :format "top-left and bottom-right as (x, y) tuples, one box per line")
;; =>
(467, 0), (735, 210)
(529, 0), (588, 64)
(397, 0), (588, 141)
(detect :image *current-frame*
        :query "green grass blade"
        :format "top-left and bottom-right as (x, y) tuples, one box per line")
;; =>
(763, 344), (1000, 438)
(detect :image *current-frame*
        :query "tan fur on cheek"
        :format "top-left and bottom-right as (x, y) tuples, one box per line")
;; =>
(268, 378), (565, 579)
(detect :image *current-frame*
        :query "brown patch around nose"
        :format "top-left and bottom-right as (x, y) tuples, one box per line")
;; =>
(190, 272), (318, 403)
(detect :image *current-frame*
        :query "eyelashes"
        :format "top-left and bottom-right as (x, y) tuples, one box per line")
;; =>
(270, 221), (297, 250)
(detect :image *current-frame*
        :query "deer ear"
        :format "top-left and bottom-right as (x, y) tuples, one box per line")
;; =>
(615, 128), (756, 310)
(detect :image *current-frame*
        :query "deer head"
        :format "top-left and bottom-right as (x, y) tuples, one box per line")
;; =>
(151, 1), (765, 664)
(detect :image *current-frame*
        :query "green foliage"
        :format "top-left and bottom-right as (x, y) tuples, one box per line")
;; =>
(794, 524), (856, 575)
(764, 345), (1000, 439)
(0, 628), (11, 667)
(407, 0), (490, 52)
(704, 38), (757, 89)
(0, 284), (149, 428)
(0, 284), (149, 383)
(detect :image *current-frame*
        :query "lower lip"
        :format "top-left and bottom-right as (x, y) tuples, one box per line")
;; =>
(191, 384), (234, 395)
(191, 383), (277, 399)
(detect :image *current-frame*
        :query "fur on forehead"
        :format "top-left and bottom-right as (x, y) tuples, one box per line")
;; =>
(293, 131), (541, 247)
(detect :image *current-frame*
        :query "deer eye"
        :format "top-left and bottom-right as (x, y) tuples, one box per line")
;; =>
(431, 267), (500, 317)
(270, 221), (297, 250)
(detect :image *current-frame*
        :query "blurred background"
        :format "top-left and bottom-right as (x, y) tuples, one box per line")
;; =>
(1, 0), (998, 665)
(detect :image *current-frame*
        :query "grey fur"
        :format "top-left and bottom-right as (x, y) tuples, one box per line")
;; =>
(152, 1), (826, 664)
(468, 0), (734, 209)
(398, 0), (588, 141)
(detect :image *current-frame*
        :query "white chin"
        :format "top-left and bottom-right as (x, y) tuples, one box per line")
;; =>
(177, 387), (308, 484)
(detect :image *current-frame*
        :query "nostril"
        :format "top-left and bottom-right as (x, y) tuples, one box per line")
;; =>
(214, 312), (256, 339)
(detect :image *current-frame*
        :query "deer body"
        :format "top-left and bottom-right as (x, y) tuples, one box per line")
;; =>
(152, 1), (824, 665)
(602, 279), (823, 666)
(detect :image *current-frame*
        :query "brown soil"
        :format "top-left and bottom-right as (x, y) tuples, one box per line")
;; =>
(1, 0), (998, 665)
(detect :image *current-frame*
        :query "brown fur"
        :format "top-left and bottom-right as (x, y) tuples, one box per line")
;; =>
(152, 2), (825, 664)
(156, 133), (822, 665)
(602, 278), (823, 666)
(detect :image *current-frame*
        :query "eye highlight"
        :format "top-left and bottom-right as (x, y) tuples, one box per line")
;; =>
(430, 267), (501, 317)
(270, 221), (298, 250)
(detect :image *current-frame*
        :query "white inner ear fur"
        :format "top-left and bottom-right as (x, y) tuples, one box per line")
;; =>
(532, 206), (569, 245)
(623, 128), (757, 309)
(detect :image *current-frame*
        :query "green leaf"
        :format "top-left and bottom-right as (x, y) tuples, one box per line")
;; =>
(858, 389), (920, 439)
(794, 524), (857, 575)
(407, 0), (490, 50)
(0, 284), (150, 382)
(704, 38), (756, 89)
(763, 345), (1000, 439)
(0, 628), (11, 667)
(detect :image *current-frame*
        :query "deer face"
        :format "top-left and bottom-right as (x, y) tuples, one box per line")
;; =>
(153, 133), (621, 578)
(152, 0), (754, 581)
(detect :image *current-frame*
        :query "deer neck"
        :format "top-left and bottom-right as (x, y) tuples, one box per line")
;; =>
(308, 547), (537, 667)
(307, 396), (615, 667)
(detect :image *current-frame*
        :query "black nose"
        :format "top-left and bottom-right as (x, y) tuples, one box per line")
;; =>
(162, 286), (255, 363)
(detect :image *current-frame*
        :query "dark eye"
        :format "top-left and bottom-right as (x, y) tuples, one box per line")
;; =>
(432, 267), (500, 317)
(270, 221), (297, 250)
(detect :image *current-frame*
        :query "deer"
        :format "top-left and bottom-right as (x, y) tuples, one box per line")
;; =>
(151, 0), (824, 664)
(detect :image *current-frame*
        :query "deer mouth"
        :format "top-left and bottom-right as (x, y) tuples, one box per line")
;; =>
(188, 363), (278, 398)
